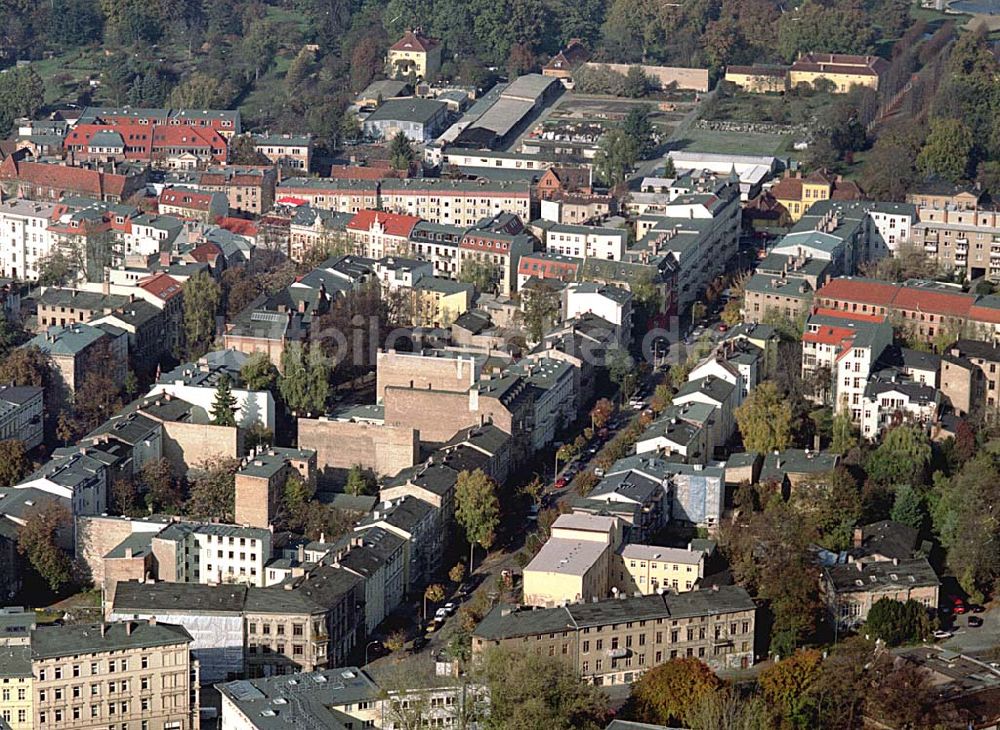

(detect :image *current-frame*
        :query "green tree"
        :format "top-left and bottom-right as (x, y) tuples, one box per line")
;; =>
(622, 65), (650, 98)
(112, 477), (141, 517)
(865, 597), (930, 646)
(228, 135), (271, 165)
(594, 126), (638, 187)
(388, 131), (416, 170)
(0, 67), (44, 134)
(521, 283), (560, 341)
(607, 348), (637, 399)
(865, 424), (931, 486)
(167, 72), (232, 109)
(211, 375), (238, 427)
(478, 646), (609, 730)
(279, 343), (328, 415)
(345, 464), (376, 496)
(628, 658), (722, 726)
(182, 271), (221, 359)
(622, 105), (655, 158)
(458, 259), (496, 292)
(455, 469), (500, 570)
(650, 383), (672, 414)
(735, 382), (792, 453)
(240, 352), (279, 392)
(830, 412), (858, 454)
(917, 118), (973, 183)
(889, 484), (925, 530)
(185, 456), (238, 522)
(282, 473), (315, 516)
(140, 458), (182, 514)
(17, 500), (73, 592)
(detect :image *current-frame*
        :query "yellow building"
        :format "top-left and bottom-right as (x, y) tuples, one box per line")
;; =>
(769, 169), (862, 222)
(616, 543), (706, 595)
(522, 514), (623, 607)
(0, 652), (33, 730)
(387, 30), (442, 80)
(789, 53), (888, 93)
(724, 65), (788, 93)
(410, 277), (474, 327)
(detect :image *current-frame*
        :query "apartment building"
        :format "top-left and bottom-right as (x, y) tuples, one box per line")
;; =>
(617, 543), (706, 594)
(948, 339), (1000, 410)
(158, 187), (229, 224)
(788, 53), (888, 93)
(473, 586), (756, 683)
(234, 447), (318, 529)
(0, 199), (61, 280)
(456, 224), (535, 296)
(533, 220), (627, 260)
(200, 166), (277, 216)
(801, 308), (892, 406)
(251, 133), (312, 170)
(276, 178), (379, 214)
(150, 523), (273, 588)
(0, 385), (43, 450)
(822, 557), (939, 632)
(379, 179), (532, 228)
(30, 619), (198, 730)
(346, 209), (421, 258)
(26, 322), (127, 393)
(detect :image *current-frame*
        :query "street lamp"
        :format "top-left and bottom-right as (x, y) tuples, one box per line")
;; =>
(364, 640), (380, 665)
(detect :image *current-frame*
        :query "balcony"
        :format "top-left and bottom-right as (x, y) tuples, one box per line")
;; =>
(606, 647), (629, 659)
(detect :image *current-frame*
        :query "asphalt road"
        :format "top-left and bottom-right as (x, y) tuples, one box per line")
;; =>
(940, 605), (1000, 657)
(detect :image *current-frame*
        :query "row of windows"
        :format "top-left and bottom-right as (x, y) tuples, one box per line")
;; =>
(39, 655), (149, 681)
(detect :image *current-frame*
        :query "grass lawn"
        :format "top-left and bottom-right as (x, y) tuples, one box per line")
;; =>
(703, 88), (839, 128)
(28, 48), (104, 106)
(671, 127), (798, 157)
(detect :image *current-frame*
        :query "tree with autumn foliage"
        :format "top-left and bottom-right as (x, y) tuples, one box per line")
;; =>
(589, 398), (614, 429)
(758, 649), (823, 727)
(17, 500), (73, 592)
(626, 658), (722, 726)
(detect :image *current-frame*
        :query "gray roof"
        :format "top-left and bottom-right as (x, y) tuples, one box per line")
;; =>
(674, 375), (734, 404)
(474, 586), (755, 640)
(113, 582), (248, 615)
(30, 620), (192, 659)
(105, 532), (155, 559)
(383, 461), (459, 496)
(365, 98), (447, 124)
(26, 323), (106, 357)
(590, 470), (662, 505)
(217, 668), (381, 729)
(855, 520), (920, 561)
(357, 79), (411, 101)
(759, 449), (839, 483)
(355, 495), (433, 534)
(824, 557), (939, 593)
(0, 645), (31, 678)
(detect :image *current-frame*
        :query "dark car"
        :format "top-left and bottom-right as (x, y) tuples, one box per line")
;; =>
(968, 616), (984, 628)
(411, 635), (429, 652)
(970, 604), (986, 613)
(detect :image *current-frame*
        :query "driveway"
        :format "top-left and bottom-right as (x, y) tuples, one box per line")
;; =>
(940, 605), (1000, 657)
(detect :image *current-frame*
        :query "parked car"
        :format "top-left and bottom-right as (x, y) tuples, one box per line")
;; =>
(411, 635), (429, 652)
(933, 629), (953, 640)
(594, 467), (605, 478)
(968, 616), (984, 627)
(970, 604), (985, 613)
(951, 596), (967, 615)
(716, 323), (729, 332)
(434, 608), (448, 622)
(444, 602), (457, 615)
(554, 477), (568, 489)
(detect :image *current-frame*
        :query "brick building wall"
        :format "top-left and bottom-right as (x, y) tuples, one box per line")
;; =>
(75, 516), (138, 585)
(161, 421), (242, 474)
(375, 350), (477, 402)
(297, 418), (419, 482)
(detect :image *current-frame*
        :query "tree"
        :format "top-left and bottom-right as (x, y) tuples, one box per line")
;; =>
(186, 456), (238, 522)
(0, 439), (29, 487)
(607, 348), (637, 399)
(17, 500), (73, 592)
(282, 472), (315, 517)
(865, 424), (931, 486)
(457, 259), (496, 292)
(830, 412), (858, 454)
(622, 106), (656, 158)
(623, 65), (650, 98)
(111, 477), (141, 517)
(423, 582), (445, 620)
(520, 475), (545, 504)
(521, 283), (560, 341)
(594, 126), (638, 187)
(279, 343), (328, 415)
(388, 131), (416, 171)
(211, 375), (238, 426)
(589, 398), (614, 429)
(889, 484), (925, 530)
(228, 135), (271, 165)
(684, 688), (769, 730)
(182, 271), (220, 359)
(167, 72), (232, 109)
(383, 630), (406, 654)
(864, 597), (930, 646)
(917, 117), (973, 183)
(240, 352), (279, 392)
(758, 649), (823, 727)
(477, 646), (609, 730)
(507, 42), (536, 77)
(449, 562), (466, 584)
(576, 471), (600, 496)
(628, 658), (722, 726)
(0, 67), (43, 134)
(735, 382), (792, 453)
(455, 469), (500, 570)
(650, 383), (672, 414)
(140, 458), (182, 514)
(345, 464), (376, 496)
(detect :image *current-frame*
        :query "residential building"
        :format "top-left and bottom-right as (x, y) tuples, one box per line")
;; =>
(906, 180), (984, 211)
(13, 446), (115, 516)
(539, 191), (616, 224)
(616, 543), (707, 595)
(822, 557), (939, 632)
(354, 495), (439, 592)
(507, 356), (577, 453)
(29, 619), (198, 730)
(542, 39), (591, 83)
(0, 199), (61, 281)
(860, 369), (941, 439)
(234, 447), (318, 529)
(582, 467), (667, 543)
(522, 513), (623, 608)
(276, 178), (379, 214)
(76, 105), (241, 135)
(288, 205), (351, 263)
(533, 220), (627, 260)
(0, 157), (148, 204)
(363, 98), (450, 142)
(409, 276), (474, 326)
(0, 385), (43, 450)
(387, 30), (442, 79)
(26, 323), (126, 394)
(635, 404), (714, 465)
(379, 179), (532, 229)
(251, 133), (312, 170)
(673, 375), (738, 452)
(603, 455), (724, 530)
(473, 586), (756, 683)
(907, 203), (1000, 282)
(346, 209), (421, 258)
(200, 166), (277, 216)
(355, 79), (411, 108)
(788, 53), (888, 92)
(457, 222), (535, 296)
(801, 308), (892, 408)
(158, 187), (229, 223)
(150, 523), (273, 588)
(768, 169), (862, 222)
(64, 121), (227, 167)
(851, 520), (922, 562)
(758, 448), (840, 492)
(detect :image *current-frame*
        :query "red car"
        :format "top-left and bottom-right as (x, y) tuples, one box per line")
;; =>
(554, 477), (568, 489)
(951, 596), (967, 615)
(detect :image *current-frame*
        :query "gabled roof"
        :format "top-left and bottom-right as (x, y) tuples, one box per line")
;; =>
(390, 30), (440, 53)
(347, 209), (420, 238)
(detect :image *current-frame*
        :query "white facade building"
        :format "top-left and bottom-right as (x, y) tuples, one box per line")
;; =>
(0, 199), (61, 281)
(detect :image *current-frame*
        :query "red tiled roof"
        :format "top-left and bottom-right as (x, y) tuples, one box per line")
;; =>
(276, 196), (308, 206)
(892, 287), (974, 318)
(0, 157), (135, 198)
(138, 272), (183, 301)
(159, 189), (214, 211)
(831, 180), (863, 200)
(810, 307), (886, 324)
(65, 123), (227, 162)
(816, 278), (900, 306)
(803, 326), (859, 347)
(347, 209), (420, 237)
(770, 176), (803, 200)
(390, 30), (439, 53)
(969, 304), (1000, 324)
(188, 242), (223, 263)
(216, 217), (259, 237)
